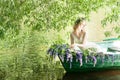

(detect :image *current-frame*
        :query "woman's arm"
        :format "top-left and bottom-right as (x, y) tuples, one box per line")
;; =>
(82, 31), (87, 45)
(70, 33), (74, 48)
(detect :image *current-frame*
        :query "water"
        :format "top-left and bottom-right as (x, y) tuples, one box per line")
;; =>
(63, 70), (120, 80)
(40, 68), (120, 80)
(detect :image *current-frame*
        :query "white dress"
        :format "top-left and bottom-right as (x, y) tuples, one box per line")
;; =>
(71, 32), (103, 53)
(71, 32), (83, 51)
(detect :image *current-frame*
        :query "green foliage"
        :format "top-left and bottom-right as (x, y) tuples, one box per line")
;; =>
(48, 44), (69, 56)
(113, 26), (120, 33)
(0, 0), (120, 79)
(53, 34), (65, 44)
(104, 31), (112, 37)
(118, 35), (120, 38)
(83, 48), (98, 56)
(0, 27), (63, 79)
(101, 0), (120, 37)
(0, 0), (119, 48)
(0, 52), (61, 80)
(0, 0), (114, 38)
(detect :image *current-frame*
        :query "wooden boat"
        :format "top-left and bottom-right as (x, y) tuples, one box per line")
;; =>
(48, 38), (120, 72)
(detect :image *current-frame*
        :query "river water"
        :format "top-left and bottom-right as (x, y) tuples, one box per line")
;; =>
(40, 68), (120, 80)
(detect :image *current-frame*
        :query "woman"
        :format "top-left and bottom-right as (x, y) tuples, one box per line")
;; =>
(70, 17), (87, 51)
(70, 17), (103, 53)
(70, 18), (103, 67)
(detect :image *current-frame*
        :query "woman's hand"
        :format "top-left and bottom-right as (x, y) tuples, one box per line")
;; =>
(71, 43), (85, 49)
(77, 44), (85, 48)
(70, 44), (74, 48)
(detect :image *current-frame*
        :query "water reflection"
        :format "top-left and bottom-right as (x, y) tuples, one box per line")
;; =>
(39, 68), (120, 80)
(39, 68), (64, 80)
(62, 70), (120, 80)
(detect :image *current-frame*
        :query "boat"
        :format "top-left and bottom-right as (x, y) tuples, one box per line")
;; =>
(47, 38), (120, 72)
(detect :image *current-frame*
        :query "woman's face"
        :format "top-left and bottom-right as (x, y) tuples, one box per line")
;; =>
(78, 21), (86, 31)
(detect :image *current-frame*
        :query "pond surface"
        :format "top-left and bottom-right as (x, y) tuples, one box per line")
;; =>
(40, 68), (120, 80)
